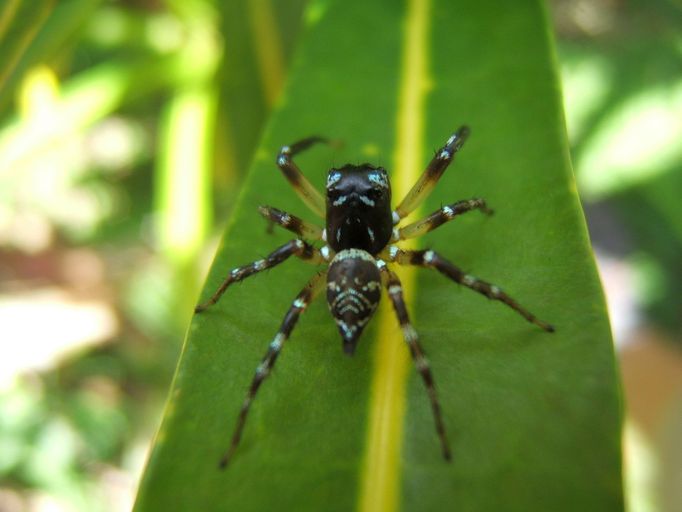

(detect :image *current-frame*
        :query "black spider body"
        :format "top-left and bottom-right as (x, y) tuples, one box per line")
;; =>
(325, 164), (393, 254)
(327, 249), (382, 354)
(324, 165), (394, 353)
(195, 127), (554, 468)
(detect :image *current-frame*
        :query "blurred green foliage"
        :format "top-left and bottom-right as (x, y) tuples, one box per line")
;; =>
(0, 0), (679, 510)
(0, 0), (306, 510)
(557, 0), (682, 335)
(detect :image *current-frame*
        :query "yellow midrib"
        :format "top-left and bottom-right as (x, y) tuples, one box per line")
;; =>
(360, 0), (431, 511)
(247, 0), (285, 108)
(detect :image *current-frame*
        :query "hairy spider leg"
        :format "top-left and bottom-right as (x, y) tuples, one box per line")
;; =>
(219, 271), (327, 468)
(379, 263), (451, 461)
(386, 248), (554, 332)
(258, 205), (324, 240)
(394, 125), (470, 222)
(395, 198), (493, 241)
(195, 239), (325, 313)
(277, 136), (331, 217)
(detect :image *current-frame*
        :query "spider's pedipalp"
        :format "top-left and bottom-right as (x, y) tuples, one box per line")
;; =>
(195, 239), (325, 313)
(380, 265), (451, 461)
(219, 271), (327, 469)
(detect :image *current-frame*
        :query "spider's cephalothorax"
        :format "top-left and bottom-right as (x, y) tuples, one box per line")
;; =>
(195, 128), (555, 469)
(325, 165), (392, 254)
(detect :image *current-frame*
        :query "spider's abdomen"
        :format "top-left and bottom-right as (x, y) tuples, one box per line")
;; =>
(327, 249), (382, 355)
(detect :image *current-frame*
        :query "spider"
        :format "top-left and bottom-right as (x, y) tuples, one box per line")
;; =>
(195, 125), (555, 468)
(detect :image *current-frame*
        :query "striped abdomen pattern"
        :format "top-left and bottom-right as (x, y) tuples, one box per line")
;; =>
(326, 249), (381, 355)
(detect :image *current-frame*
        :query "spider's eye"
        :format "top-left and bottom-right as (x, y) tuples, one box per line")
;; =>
(327, 189), (342, 201)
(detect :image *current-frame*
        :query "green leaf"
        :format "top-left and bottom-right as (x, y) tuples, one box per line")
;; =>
(0, 0), (101, 113)
(0, 0), (55, 108)
(212, 0), (308, 189)
(134, 1), (624, 511)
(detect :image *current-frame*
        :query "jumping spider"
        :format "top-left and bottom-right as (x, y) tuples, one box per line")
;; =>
(195, 126), (555, 468)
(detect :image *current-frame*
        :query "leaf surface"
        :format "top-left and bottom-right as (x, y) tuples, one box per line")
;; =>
(134, 1), (623, 511)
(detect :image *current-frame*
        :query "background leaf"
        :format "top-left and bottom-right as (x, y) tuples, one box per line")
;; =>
(0, 0), (102, 114)
(134, 1), (623, 511)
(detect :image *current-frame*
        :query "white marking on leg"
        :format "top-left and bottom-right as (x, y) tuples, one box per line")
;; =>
(281, 213), (292, 225)
(277, 156), (287, 166)
(402, 325), (418, 343)
(269, 333), (285, 350)
(254, 259), (266, 270)
(423, 250), (435, 264)
(391, 228), (400, 241)
(442, 205), (455, 218)
(462, 275), (475, 286)
(256, 363), (269, 378)
(322, 229), (327, 242)
(415, 356), (429, 372)
(320, 245), (332, 260)
(293, 298), (306, 308)
(392, 211), (401, 225)
(490, 285), (501, 295)
(389, 245), (400, 261)
(438, 149), (451, 160)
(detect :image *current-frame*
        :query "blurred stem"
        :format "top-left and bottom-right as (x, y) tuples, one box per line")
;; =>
(154, 0), (220, 322)
(155, 85), (217, 320)
(247, 0), (285, 108)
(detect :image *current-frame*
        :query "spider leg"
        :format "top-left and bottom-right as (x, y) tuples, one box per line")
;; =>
(195, 240), (324, 313)
(379, 264), (451, 461)
(276, 136), (330, 217)
(394, 198), (492, 241)
(387, 248), (555, 332)
(219, 270), (327, 468)
(258, 205), (324, 240)
(394, 126), (470, 222)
